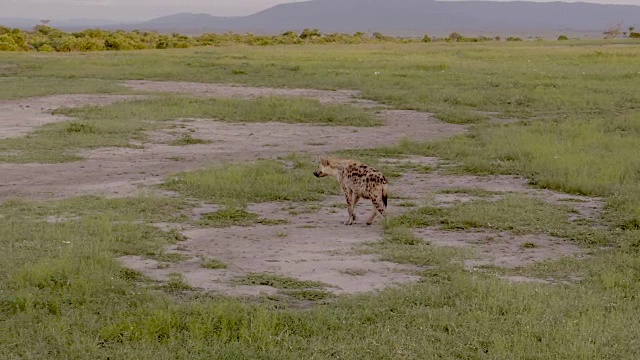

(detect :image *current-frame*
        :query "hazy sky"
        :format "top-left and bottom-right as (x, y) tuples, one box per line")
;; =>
(3, 0), (640, 21)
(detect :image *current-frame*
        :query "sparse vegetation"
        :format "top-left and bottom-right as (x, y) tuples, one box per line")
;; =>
(165, 158), (339, 206)
(201, 258), (227, 269)
(234, 273), (329, 289)
(436, 109), (488, 124)
(281, 289), (333, 301)
(0, 96), (377, 163)
(160, 273), (196, 292)
(169, 133), (212, 146)
(2, 39), (640, 359)
(199, 207), (289, 228)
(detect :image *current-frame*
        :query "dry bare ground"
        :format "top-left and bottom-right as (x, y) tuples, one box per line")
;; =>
(0, 81), (603, 296)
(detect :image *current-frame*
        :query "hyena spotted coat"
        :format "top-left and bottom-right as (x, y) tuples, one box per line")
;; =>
(313, 157), (388, 225)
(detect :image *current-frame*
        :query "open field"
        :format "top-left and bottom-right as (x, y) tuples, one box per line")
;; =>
(1, 41), (640, 359)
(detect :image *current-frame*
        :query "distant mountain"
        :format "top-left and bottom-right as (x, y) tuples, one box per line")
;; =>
(0, 18), (131, 30)
(128, 0), (640, 36)
(135, 13), (235, 29)
(3, 0), (640, 37)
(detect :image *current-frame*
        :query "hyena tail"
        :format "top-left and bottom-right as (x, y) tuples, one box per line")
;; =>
(382, 183), (388, 208)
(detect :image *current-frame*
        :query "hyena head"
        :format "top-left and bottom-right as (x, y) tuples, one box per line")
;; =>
(313, 157), (339, 178)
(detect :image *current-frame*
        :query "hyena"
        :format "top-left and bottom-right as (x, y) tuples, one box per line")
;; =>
(313, 156), (388, 225)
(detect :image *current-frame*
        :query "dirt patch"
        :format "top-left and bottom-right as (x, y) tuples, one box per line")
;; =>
(1, 81), (602, 297)
(120, 167), (599, 295)
(414, 228), (585, 269)
(0, 94), (148, 139)
(123, 80), (382, 108)
(121, 196), (421, 296)
(0, 84), (464, 201)
(390, 166), (604, 224)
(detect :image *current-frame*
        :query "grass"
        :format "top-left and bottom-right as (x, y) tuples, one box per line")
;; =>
(438, 187), (503, 197)
(382, 226), (427, 246)
(0, 77), (130, 100)
(56, 95), (381, 127)
(200, 258), (227, 269)
(165, 157), (339, 206)
(436, 109), (489, 124)
(281, 289), (334, 301)
(386, 194), (613, 246)
(3, 42), (640, 358)
(2, 42), (637, 120)
(199, 207), (289, 228)
(234, 273), (329, 289)
(168, 133), (212, 146)
(159, 273), (196, 292)
(148, 253), (190, 263)
(2, 194), (640, 358)
(199, 208), (260, 227)
(341, 268), (368, 276)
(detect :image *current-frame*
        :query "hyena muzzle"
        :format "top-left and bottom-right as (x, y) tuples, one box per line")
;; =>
(313, 156), (388, 225)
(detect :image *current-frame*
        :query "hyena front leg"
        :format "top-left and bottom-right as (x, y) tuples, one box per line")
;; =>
(366, 196), (387, 225)
(351, 193), (360, 222)
(342, 186), (355, 225)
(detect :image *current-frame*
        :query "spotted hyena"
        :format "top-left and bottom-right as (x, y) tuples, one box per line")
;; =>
(313, 156), (388, 225)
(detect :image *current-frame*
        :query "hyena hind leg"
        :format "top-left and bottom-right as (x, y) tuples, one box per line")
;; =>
(366, 197), (387, 225)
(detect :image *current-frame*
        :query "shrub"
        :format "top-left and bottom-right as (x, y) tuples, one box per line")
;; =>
(558, 35), (569, 40)
(448, 32), (462, 42)
(0, 25), (422, 52)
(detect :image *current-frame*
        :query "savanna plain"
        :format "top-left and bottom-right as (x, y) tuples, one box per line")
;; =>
(1, 40), (640, 359)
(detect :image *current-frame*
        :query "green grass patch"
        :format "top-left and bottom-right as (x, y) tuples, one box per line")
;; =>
(148, 253), (190, 263)
(384, 194), (617, 247)
(159, 273), (196, 292)
(0, 77), (129, 100)
(438, 187), (502, 197)
(397, 201), (417, 207)
(168, 133), (212, 146)
(200, 208), (260, 227)
(281, 289), (334, 301)
(436, 109), (489, 124)
(165, 157), (339, 206)
(57, 95), (380, 127)
(234, 273), (329, 289)
(0, 194), (188, 223)
(434, 195), (574, 234)
(198, 207), (289, 228)
(341, 268), (368, 276)
(382, 227), (427, 246)
(200, 258), (228, 269)
(6, 42), (638, 121)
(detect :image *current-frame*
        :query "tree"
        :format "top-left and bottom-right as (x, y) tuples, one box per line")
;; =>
(299, 28), (321, 39)
(557, 35), (569, 41)
(448, 32), (462, 42)
(603, 21), (623, 39)
(421, 34), (432, 43)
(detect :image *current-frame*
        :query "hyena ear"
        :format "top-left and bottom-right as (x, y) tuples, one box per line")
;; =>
(320, 157), (329, 166)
